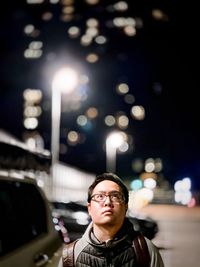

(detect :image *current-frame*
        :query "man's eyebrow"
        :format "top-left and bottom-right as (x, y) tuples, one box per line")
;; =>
(95, 190), (121, 194)
(93, 191), (106, 194)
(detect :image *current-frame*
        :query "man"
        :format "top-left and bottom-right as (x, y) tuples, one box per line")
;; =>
(59, 173), (164, 266)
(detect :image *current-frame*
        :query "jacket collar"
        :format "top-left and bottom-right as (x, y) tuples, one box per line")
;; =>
(82, 218), (137, 249)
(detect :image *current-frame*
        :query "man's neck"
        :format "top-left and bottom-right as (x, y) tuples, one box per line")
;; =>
(93, 223), (122, 242)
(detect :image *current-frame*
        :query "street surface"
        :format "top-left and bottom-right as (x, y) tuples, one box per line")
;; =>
(139, 204), (200, 267)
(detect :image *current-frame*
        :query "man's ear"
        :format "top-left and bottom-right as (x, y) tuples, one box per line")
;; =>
(125, 203), (128, 212)
(87, 202), (91, 215)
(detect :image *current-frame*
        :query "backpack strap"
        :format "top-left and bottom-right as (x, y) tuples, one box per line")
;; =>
(132, 233), (150, 267)
(62, 240), (78, 267)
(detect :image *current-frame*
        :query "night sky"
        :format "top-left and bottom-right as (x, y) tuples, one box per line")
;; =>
(0, 1), (200, 189)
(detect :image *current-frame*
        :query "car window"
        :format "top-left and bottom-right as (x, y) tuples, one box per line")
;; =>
(0, 179), (47, 257)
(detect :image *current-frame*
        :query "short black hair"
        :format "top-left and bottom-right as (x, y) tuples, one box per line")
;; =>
(87, 172), (129, 204)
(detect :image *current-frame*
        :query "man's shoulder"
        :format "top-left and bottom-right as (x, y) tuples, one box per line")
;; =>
(145, 236), (159, 253)
(144, 237), (164, 266)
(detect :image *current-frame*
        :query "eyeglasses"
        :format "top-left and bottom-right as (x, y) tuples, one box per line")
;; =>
(91, 192), (125, 203)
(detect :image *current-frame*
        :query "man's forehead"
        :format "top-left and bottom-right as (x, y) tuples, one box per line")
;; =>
(93, 180), (121, 190)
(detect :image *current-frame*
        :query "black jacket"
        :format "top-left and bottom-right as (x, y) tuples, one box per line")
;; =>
(75, 219), (144, 266)
(59, 218), (164, 267)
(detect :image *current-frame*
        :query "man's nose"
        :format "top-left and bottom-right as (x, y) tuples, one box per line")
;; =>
(104, 195), (113, 206)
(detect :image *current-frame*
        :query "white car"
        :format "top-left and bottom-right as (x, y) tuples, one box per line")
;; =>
(0, 171), (64, 267)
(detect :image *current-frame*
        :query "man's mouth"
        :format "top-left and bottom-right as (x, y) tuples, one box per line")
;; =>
(102, 209), (113, 214)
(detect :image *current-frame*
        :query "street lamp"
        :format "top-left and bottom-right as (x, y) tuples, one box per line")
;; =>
(51, 67), (78, 198)
(106, 131), (124, 173)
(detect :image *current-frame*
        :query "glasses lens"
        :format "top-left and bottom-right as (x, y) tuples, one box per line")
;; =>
(92, 193), (124, 203)
(111, 193), (124, 202)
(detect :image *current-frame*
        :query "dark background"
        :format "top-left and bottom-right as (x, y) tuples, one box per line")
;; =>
(0, 1), (199, 189)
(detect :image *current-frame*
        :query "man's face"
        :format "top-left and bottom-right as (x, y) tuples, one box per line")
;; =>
(87, 180), (128, 227)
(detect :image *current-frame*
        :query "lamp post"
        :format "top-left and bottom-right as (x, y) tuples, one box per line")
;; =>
(51, 67), (78, 199)
(106, 131), (124, 173)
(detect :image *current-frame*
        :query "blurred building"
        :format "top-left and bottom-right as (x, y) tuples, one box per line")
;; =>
(0, 129), (95, 202)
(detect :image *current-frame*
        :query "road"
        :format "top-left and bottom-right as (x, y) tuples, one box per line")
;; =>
(139, 204), (200, 267)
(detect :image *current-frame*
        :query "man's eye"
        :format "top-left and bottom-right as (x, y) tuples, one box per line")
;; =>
(97, 194), (104, 199)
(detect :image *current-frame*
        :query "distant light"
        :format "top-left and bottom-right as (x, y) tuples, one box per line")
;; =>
(60, 14), (74, 22)
(152, 9), (169, 21)
(113, 1), (128, 12)
(79, 74), (89, 85)
(141, 188), (154, 202)
(86, 107), (98, 119)
(131, 105), (145, 120)
(144, 158), (155, 173)
(124, 25), (136, 36)
(62, 6), (74, 15)
(25, 137), (36, 149)
(154, 158), (163, 172)
(104, 115), (116, 126)
(49, 0), (59, 3)
(106, 131), (124, 149)
(95, 35), (107, 44)
(77, 115), (88, 126)
(117, 115), (129, 129)
(175, 191), (192, 205)
(73, 211), (90, 225)
(174, 177), (192, 205)
(29, 29), (40, 38)
(116, 83), (129, 94)
(85, 0), (100, 5)
(125, 17), (136, 27)
(113, 17), (125, 27)
(86, 53), (99, 63)
(130, 179), (143, 191)
(24, 24), (35, 35)
(174, 180), (181, 191)
(140, 172), (157, 181)
(26, 0), (44, 4)
(67, 131), (79, 145)
(187, 197), (196, 208)
(86, 27), (99, 38)
(130, 188), (154, 209)
(182, 177), (191, 190)
(68, 26), (80, 38)
(131, 159), (143, 172)
(80, 35), (93, 46)
(42, 12), (53, 21)
(24, 134), (45, 150)
(52, 67), (78, 93)
(118, 141), (129, 152)
(124, 94), (135, 104)
(23, 89), (42, 103)
(24, 117), (38, 129)
(86, 18), (99, 27)
(174, 177), (191, 191)
(144, 178), (157, 189)
(24, 49), (42, 59)
(37, 179), (44, 188)
(29, 41), (43, 50)
(24, 106), (42, 117)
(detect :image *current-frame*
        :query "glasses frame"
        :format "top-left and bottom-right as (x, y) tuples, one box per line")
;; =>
(90, 192), (125, 203)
